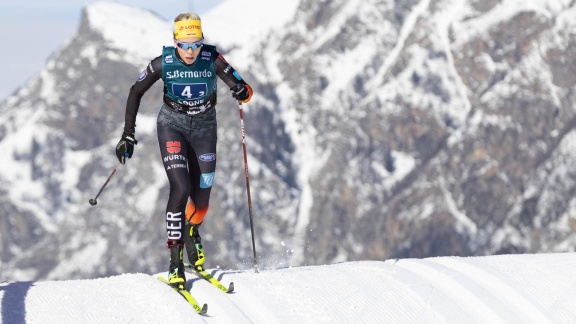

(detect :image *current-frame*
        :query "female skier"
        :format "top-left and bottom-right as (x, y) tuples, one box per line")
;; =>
(115, 13), (253, 290)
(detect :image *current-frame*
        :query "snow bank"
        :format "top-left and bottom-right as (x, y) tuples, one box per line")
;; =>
(2, 253), (576, 323)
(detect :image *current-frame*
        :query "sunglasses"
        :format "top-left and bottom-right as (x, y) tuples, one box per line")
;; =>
(176, 40), (204, 51)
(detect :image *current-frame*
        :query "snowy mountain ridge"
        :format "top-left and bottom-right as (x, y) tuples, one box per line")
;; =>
(2, 253), (576, 323)
(270, 0), (576, 262)
(84, 3), (172, 63)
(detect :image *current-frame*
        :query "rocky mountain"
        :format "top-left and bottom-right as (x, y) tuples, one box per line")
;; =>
(2, 0), (576, 281)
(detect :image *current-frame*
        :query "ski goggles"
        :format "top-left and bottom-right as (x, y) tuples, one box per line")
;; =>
(176, 40), (204, 51)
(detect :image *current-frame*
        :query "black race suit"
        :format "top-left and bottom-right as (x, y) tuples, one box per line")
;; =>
(122, 44), (250, 244)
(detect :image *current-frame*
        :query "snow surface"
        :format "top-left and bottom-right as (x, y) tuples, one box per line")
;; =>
(85, 2), (172, 63)
(2, 253), (576, 323)
(202, 0), (300, 50)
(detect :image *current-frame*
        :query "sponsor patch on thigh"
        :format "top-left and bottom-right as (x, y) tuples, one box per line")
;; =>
(200, 172), (215, 188)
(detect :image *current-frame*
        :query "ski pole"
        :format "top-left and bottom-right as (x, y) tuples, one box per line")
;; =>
(89, 162), (121, 206)
(238, 101), (259, 273)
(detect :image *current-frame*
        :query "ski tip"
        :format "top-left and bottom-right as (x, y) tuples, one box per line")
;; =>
(228, 282), (235, 293)
(200, 303), (208, 314)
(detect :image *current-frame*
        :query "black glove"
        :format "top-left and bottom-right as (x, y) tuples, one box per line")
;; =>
(230, 84), (252, 103)
(116, 132), (138, 164)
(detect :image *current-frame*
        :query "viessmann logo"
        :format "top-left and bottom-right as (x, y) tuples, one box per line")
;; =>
(166, 70), (213, 79)
(199, 153), (216, 162)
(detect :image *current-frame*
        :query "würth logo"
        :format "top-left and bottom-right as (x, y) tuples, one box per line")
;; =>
(167, 141), (181, 154)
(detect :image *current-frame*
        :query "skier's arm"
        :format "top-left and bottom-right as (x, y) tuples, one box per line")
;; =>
(213, 52), (253, 103)
(123, 56), (162, 135)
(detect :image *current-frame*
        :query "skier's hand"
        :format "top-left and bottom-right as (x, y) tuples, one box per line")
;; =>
(230, 83), (253, 103)
(116, 132), (138, 164)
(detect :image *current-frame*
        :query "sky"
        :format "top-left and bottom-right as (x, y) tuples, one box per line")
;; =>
(0, 1), (224, 101)
(1, 253), (576, 323)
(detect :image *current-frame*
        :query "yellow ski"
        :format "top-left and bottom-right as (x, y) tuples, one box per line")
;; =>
(158, 275), (208, 314)
(183, 263), (235, 293)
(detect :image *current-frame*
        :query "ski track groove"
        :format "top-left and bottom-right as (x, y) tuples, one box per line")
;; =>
(245, 267), (336, 323)
(366, 260), (447, 323)
(332, 262), (425, 323)
(331, 264), (387, 323)
(220, 270), (283, 324)
(394, 259), (510, 323)
(429, 257), (552, 324)
(461, 254), (576, 323)
(289, 265), (358, 323)
(190, 270), (253, 324)
(334, 262), (414, 323)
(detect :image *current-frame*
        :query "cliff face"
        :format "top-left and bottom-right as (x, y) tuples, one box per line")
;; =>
(243, 0), (576, 263)
(2, 0), (576, 281)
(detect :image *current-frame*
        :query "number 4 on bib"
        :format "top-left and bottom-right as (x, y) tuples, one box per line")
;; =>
(173, 83), (207, 99)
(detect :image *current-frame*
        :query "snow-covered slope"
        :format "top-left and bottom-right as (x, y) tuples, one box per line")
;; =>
(2, 253), (576, 323)
(202, 0), (300, 52)
(3, 0), (576, 283)
(85, 2), (172, 62)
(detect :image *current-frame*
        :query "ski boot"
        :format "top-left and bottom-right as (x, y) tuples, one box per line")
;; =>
(185, 222), (206, 271)
(167, 241), (186, 290)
